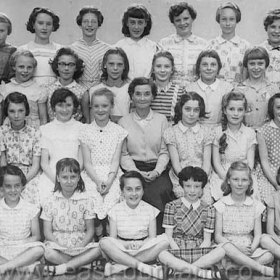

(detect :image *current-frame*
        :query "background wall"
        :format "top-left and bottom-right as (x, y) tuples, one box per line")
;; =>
(1, 0), (279, 47)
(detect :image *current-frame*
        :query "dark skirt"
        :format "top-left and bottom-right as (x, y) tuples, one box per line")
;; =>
(134, 161), (175, 234)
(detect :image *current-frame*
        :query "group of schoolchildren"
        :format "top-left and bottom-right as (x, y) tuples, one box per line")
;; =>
(1, 1), (280, 279)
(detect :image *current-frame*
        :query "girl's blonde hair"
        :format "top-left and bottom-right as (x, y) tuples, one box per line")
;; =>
(221, 161), (253, 196)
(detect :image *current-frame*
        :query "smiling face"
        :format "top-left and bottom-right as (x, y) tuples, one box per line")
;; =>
(127, 17), (147, 40)
(199, 56), (219, 83)
(91, 95), (112, 124)
(2, 174), (23, 206)
(57, 168), (79, 198)
(122, 177), (144, 209)
(54, 96), (74, 122)
(182, 178), (203, 203)
(224, 99), (245, 126)
(132, 84), (154, 110)
(33, 13), (53, 42)
(0, 22), (9, 46)
(80, 12), (99, 39)
(267, 19), (280, 47)
(173, 9), (193, 38)
(247, 59), (266, 81)
(7, 102), (26, 130)
(228, 169), (250, 197)
(181, 100), (200, 127)
(14, 55), (35, 83)
(57, 54), (76, 83)
(105, 54), (125, 82)
(219, 8), (237, 37)
(153, 56), (173, 83)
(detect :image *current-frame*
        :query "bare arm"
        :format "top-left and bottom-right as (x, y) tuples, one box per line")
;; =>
(41, 148), (55, 183)
(246, 144), (256, 170)
(38, 102), (48, 125)
(214, 210), (229, 244)
(212, 145), (226, 180)
(167, 144), (182, 176)
(23, 213), (41, 243)
(250, 215), (262, 253)
(43, 220), (58, 243)
(266, 204), (280, 243)
(25, 155), (40, 182)
(200, 230), (212, 248)
(165, 227), (179, 249)
(0, 151), (7, 167)
(79, 219), (95, 247)
(202, 144), (212, 176)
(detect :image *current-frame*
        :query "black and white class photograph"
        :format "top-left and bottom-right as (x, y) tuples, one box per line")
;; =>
(0, 0), (280, 279)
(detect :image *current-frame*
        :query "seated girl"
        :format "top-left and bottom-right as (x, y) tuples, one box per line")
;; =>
(40, 158), (100, 276)
(159, 166), (227, 280)
(0, 165), (44, 274)
(47, 47), (89, 123)
(209, 90), (257, 202)
(100, 171), (169, 278)
(163, 92), (214, 202)
(88, 47), (130, 123)
(186, 50), (233, 127)
(0, 92), (41, 199)
(235, 46), (278, 129)
(150, 51), (184, 123)
(214, 161), (274, 277)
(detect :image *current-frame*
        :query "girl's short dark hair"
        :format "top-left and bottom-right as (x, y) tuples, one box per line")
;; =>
(4, 92), (30, 117)
(195, 50), (222, 77)
(0, 13), (12, 35)
(26, 7), (60, 33)
(169, 2), (197, 23)
(76, 7), (104, 27)
(50, 88), (79, 114)
(216, 2), (241, 23)
(221, 161), (253, 196)
(173, 91), (208, 124)
(267, 93), (280, 120)
(151, 51), (175, 80)
(121, 4), (152, 37)
(264, 9), (280, 31)
(0, 165), (27, 187)
(243, 46), (270, 68)
(119, 170), (145, 191)
(219, 90), (247, 154)
(101, 48), (129, 82)
(54, 158), (85, 193)
(50, 47), (84, 80)
(178, 166), (208, 189)
(128, 77), (157, 99)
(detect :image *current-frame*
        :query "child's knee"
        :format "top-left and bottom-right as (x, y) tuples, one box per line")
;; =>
(44, 248), (56, 261)
(99, 237), (113, 251)
(260, 234), (272, 247)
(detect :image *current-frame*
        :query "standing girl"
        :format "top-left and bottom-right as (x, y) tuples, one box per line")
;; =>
(80, 88), (127, 221)
(23, 88), (84, 206)
(163, 92), (213, 201)
(159, 166), (227, 280)
(208, 2), (250, 83)
(116, 4), (159, 80)
(0, 92), (41, 189)
(19, 7), (61, 86)
(0, 165), (44, 274)
(255, 94), (280, 203)
(41, 158), (100, 276)
(209, 90), (257, 201)
(150, 51), (184, 122)
(100, 171), (169, 278)
(186, 50), (233, 126)
(236, 46), (278, 129)
(88, 47), (130, 123)
(214, 161), (274, 277)
(1, 50), (48, 128)
(47, 47), (89, 123)
(71, 7), (110, 90)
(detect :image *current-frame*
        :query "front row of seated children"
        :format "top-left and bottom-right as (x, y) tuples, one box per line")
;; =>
(0, 159), (280, 278)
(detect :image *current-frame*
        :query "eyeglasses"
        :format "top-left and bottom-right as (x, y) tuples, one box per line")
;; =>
(58, 62), (76, 68)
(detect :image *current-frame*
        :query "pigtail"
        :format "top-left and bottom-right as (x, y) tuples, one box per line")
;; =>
(219, 112), (228, 154)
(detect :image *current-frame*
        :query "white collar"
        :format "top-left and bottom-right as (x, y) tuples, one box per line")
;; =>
(197, 78), (219, 91)
(125, 37), (148, 46)
(53, 191), (88, 200)
(222, 194), (253, 206)
(178, 121), (200, 134)
(182, 197), (201, 210)
(0, 198), (24, 210)
(54, 79), (77, 88)
(269, 120), (280, 129)
(133, 109), (153, 121)
(217, 35), (241, 45)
